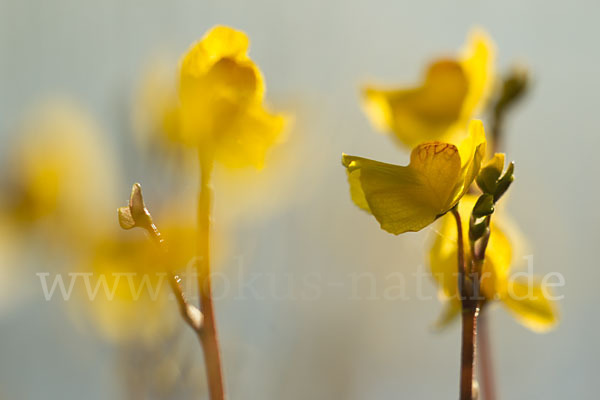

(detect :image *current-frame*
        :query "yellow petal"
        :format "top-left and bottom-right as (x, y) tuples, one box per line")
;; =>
(180, 26), (264, 104)
(178, 59), (265, 146)
(204, 58), (262, 101)
(460, 28), (496, 119)
(344, 163), (371, 212)
(501, 279), (559, 333)
(214, 104), (286, 169)
(484, 152), (505, 173)
(453, 120), (487, 202)
(362, 60), (468, 147)
(180, 25), (250, 79)
(429, 210), (461, 299)
(361, 28), (495, 149)
(428, 194), (512, 300)
(342, 142), (461, 234)
(481, 217), (512, 298)
(175, 25), (283, 164)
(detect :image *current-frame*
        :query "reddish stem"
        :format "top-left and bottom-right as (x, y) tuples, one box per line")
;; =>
(478, 310), (497, 400)
(452, 207), (479, 400)
(460, 305), (479, 400)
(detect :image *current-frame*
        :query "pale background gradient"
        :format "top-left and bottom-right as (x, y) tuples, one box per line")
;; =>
(0, 0), (596, 399)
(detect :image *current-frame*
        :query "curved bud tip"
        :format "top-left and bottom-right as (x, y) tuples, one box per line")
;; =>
(117, 182), (153, 230)
(129, 183), (144, 213)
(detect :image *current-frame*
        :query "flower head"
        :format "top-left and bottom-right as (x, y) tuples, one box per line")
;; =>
(362, 29), (494, 148)
(172, 25), (285, 168)
(430, 195), (558, 332)
(342, 120), (486, 234)
(1, 99), (117, 242)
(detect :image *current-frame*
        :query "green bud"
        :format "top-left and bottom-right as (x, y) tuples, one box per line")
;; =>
(494, 162), (515, 202)
(469, 218), (489, 242)
(472, 194), (495, 218)
(495, 66), (529, 115)
(476, 153), (505, 195)
(476, 168), (500, 195)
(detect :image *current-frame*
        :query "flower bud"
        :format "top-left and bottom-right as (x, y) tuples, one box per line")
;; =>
(472, 194), (495, 218)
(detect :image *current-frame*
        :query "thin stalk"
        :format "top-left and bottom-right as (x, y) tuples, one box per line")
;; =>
(490, 111), (502, 155)
(478, 309), (496, 400)
(146, 222), (203, 332)
(451, 207), (466, 278)
(460, 305), (479, 400)
(197, 150), (226, 400)
(452, 207), (479, 400)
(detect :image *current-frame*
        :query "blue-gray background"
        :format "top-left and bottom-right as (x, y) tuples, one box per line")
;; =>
(0, 0), (595, 399)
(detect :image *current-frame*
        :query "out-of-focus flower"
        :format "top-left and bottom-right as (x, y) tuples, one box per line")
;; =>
(342, 120), (486, 234)
(429, 195), (558, 332)
(1, 99), (118, 243)
(136, 25), (286, 169)
(79, 221), (198, 344)
(362, 29), (495, 148)
(81, 234), (177, 344)
(134, 56), (307, 225)
(0, 99), (202, 344)
(133, 27), (305, 227)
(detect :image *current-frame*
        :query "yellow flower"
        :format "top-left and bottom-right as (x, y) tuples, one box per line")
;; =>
(362, 28), (495, 148)
(429, 195), (558, 332)
(1, 99), (118, 242)
(75, 217), (202, 344)
(342, 120), (486, 234)
(173, 25), (285, 168)
(80, 234), (177, 344)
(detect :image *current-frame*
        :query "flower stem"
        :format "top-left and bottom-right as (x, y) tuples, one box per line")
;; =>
(478, 309), (496, 400)
(451, 207), (466, 278)
(197, 150), (226, 400)
(145, 222), (203, 332)
(460, 305), (479, 400)
(451, 207), (479, 400)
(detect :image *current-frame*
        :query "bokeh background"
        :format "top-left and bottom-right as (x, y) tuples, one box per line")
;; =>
(0, 0), (596, 399)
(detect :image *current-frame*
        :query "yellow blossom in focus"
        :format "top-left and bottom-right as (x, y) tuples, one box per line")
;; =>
(362, 28), (495, 148)
(342, 120), (486, 234)
(429, 195), (558, 333)
(146, 25), (286, 169)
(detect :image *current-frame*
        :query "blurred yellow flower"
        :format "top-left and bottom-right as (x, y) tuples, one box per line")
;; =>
(0, 99), (202, 344)
(429, 195), (558, 332)
(1, 99), (118, 243)
(362, 28), (495, 148)
(81, 235), (177, 344)
(342, 120), (486, 234)
(134, 56), (306, 225)
(147, 25), (286, 169)
(80, 221), (198, 344)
